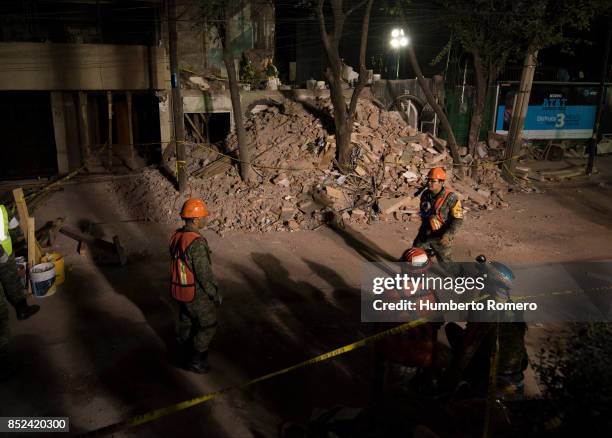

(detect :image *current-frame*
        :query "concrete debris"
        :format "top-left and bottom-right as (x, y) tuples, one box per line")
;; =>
(272, 174), (290, 187)
(325, 186), (345, 199)
(402, 170), (418, 182)
(188, 76), (210, 91)
(297, 199), (321, 214)
(451, 179), (490, 206)
(377, 196), (420, 215)
(476, 142), (488, 158)
(116, 97), (513, 234)
(488, 131), (507, 149)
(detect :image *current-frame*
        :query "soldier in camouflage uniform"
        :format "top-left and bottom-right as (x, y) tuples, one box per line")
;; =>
(1, 204), (40, 381)
(413, 167), (463, 262)
(170, 199), (220, 374)
(445, 258), (528, 399)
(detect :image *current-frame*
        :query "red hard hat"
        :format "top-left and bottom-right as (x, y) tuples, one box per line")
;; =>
(427, 167), (447, 180)
(400, 247), (429, 267)
(180, 198), (209, 218)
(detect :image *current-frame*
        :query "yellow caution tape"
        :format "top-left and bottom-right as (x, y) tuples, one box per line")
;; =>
(76, 281), (612, 437)
(79, 318), (428, 437)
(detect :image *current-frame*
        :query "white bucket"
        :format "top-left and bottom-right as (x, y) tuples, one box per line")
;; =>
(30, 262), (56, 298)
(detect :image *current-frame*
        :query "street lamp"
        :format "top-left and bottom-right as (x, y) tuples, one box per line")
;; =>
(389, 28), (409, 79)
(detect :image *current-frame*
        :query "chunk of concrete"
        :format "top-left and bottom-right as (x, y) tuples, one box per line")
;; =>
(377, 196), (420, 215)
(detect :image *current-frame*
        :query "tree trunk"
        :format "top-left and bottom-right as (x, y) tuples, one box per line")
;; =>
(221, 11), (256, 184)
(406, 45), (462, 171)
(316, 0), (373, 173)
(503, 51), (538, 179)
(327, 67), (352, 172)
(467, 51), (487, 156)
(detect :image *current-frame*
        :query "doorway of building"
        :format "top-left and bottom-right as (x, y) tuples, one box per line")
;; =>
(0, 92), (57, 180)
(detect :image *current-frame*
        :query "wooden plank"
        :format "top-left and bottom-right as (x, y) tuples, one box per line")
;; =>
(185, 113), (207, 144)
(78, 91), (91, 164)
(12, 188), (42, 261)
(27, 217), (35, 293)
(192, 156), (232, 178)
(27, 217), (36, 267)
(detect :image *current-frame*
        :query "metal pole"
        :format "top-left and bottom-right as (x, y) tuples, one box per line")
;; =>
(503, 51), (538, 179)
(107, 91), (112, 169)
(396, 51), (400, 79)
(587, 22), (612, 175)
(168, 0), (187, 192)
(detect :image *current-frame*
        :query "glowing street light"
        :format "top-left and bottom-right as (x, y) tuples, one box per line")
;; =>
(389, 28), (409, 79)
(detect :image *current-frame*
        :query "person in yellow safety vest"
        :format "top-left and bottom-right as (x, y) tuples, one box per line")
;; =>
(413, 167), (463, 262)
(0, 204), (40, 381)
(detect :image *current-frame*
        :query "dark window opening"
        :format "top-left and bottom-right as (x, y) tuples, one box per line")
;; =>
(0, 92), (57, 180)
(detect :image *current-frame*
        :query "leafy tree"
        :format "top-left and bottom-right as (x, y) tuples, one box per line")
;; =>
(239, 53), (256, 86)
(440, 0), (521, 155)
(504, 0), (609, 174)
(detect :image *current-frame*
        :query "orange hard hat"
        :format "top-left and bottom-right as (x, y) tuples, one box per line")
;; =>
(427, 167), (447, 180)
(180, 198), (209, 218)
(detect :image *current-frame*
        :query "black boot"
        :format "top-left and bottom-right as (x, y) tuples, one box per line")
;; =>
(16, 300), (40, 321)
(185, 349), (210, 374)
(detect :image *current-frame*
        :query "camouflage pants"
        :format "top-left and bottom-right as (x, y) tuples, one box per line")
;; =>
(413, 232), (453, 263)
(176, 291), (218, 353)
(0, 254), (27, 354)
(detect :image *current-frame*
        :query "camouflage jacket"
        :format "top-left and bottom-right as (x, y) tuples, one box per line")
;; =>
(419, 187), (463, 237)
(183, 225), (219, 302)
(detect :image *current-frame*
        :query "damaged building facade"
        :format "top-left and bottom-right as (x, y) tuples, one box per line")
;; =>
(0, 0), (275, 179)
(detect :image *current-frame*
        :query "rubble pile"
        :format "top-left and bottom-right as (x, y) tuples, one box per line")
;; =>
(115, 98), (514, 234)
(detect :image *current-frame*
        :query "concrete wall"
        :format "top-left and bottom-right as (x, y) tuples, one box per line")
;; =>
(0, 42), (169, 91)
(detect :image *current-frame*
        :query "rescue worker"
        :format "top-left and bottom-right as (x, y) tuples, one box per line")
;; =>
(375, 247), (442, 395)
(0, 204), (40, 381)
(444, 257), (528, 399)
(170, 198), (221, 374)
(413, 167), (463, 263)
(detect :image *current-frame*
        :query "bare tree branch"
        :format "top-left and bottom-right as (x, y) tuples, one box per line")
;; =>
(345, 0), (368, 18)
(316, 0), (333, 54)
(330, 0), (344, 47)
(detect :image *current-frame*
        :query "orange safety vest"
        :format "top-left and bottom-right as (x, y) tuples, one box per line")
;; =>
(422, 190), (451, 231)
(170, 231), (201, 302)
(377, 284), (439, 368)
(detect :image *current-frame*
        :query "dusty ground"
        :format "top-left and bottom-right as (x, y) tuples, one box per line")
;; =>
(1, 157), (611, 437)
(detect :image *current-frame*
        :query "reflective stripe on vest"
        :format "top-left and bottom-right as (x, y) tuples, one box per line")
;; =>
(0, 205), (12, 257)
(170, 231), (201, 302)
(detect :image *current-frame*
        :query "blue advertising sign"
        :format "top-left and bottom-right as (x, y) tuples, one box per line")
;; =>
(495, 84), (599, 139)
